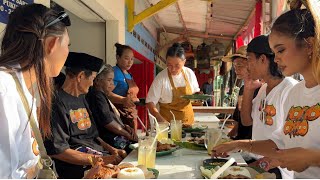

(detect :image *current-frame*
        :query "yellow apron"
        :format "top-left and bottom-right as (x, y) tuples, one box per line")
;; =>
(159, 69), (194, 125)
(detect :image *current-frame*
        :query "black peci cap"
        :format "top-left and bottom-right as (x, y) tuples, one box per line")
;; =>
(65, 52), (103, 72)
(247, 35), (274, 55)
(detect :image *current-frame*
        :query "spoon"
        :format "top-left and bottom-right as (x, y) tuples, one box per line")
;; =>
(210, 157), (235, 179)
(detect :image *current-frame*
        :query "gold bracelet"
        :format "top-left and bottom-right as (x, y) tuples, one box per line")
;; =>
(249, 139), (253, 153)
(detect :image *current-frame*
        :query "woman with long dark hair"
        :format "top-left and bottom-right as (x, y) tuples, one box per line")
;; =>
(0, 4), (70, 178)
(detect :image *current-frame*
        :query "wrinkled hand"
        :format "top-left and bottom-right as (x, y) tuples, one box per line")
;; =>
(211, 141), (240, 158)
(101, 154), (123, 165)
(123, 96), (135, 108)
(111, 148), (127, 159)
(272, 147), (318, 172)
(125, 125), (138, 142)
(244, 78), (263, 91)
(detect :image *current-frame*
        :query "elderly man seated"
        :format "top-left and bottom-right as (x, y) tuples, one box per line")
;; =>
(44, 52), (126, 179)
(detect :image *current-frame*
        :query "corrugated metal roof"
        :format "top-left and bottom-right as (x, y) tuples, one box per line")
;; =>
(136, 0), (257, 54)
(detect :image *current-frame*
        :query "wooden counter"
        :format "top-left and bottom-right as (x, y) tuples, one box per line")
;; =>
(192, 106), (235, 114)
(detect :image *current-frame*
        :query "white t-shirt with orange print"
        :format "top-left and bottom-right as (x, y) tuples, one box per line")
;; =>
(274, 80), (320, 178)
(0, 70), (39, 178)
(251, 77), (297, 179)
(252, 77), (298, 141)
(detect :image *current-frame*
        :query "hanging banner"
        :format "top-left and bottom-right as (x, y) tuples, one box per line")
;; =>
(0, 0), (33, 24)
(236, 0), (262, 49)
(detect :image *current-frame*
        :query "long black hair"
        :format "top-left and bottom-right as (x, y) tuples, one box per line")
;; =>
(0, 4), (69, 137)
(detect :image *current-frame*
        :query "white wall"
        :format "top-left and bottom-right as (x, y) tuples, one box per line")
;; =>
(66, 10), (106, 61)
(81, 0), (125, 65)
(97, 0), (125, 66)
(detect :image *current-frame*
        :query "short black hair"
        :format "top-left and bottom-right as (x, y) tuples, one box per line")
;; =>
(166, 43), (185, 60)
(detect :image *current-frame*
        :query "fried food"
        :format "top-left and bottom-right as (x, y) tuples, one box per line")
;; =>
(156, 141), (176, 152)
(187, 137), (204, 145)
(84, 158), (120, 179)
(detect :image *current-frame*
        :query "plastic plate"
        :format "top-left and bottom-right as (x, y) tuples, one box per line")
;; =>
(147, 168), (159, 179)
(174, 141), (207, 151)
(128, 143), (180, 157)
(203, 158), (237, 169)
(156, 146), (180, 157)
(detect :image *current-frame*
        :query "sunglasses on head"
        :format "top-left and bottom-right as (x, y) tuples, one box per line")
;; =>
(45, 11), (71, 28)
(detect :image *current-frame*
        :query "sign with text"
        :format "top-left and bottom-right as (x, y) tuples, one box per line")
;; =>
(0, 0), (33, 24)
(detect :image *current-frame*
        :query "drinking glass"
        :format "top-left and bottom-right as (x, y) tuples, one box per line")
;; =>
(204, 128), (222, 155)
(156, 121), (169, 141)
(138, 136), (157, 168)
(170, 120), (182, 141)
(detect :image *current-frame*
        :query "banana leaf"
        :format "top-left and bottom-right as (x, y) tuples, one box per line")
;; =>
(174, 141), (207, 151)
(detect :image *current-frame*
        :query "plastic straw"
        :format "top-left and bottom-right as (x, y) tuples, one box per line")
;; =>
(220, 114), (231, 131)
(137, 116), (147, 132)
(169, 110), (176, 124)
(150, 127), (169, 150)
(169, 110), (179, 136)
(148, 110), (159, 135)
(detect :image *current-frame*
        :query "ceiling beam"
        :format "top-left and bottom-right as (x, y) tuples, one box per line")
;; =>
(175, 1), (189, 41)
(126, 0), (177, 32)
(158, 27), (233, 40)
(233, 3), (256, 40)
(205, 1), (212, 36)
(144, 0), (168, 43)
(157, 35), (186, 52)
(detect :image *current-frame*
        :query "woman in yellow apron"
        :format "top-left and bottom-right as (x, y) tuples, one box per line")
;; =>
(146, 43), (200, 126)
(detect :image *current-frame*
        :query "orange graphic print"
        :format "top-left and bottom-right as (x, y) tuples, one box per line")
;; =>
(284, 103), (320, 138)
(31, 131), (39, 156)
(70, 108), (92, 130)
(259, 99), (276, 126)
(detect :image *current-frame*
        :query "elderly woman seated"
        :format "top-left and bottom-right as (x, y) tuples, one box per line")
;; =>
(44, 52), (126, 179)
(86, 64), (138, 152)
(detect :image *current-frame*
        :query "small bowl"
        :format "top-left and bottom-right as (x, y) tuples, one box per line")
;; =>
(203, 158), (237, 169)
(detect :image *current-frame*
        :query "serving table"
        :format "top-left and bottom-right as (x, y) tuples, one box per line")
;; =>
(121, 148), (246, 179)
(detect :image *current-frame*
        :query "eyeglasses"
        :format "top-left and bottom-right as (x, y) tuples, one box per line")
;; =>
(45, 11), (71, 28)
